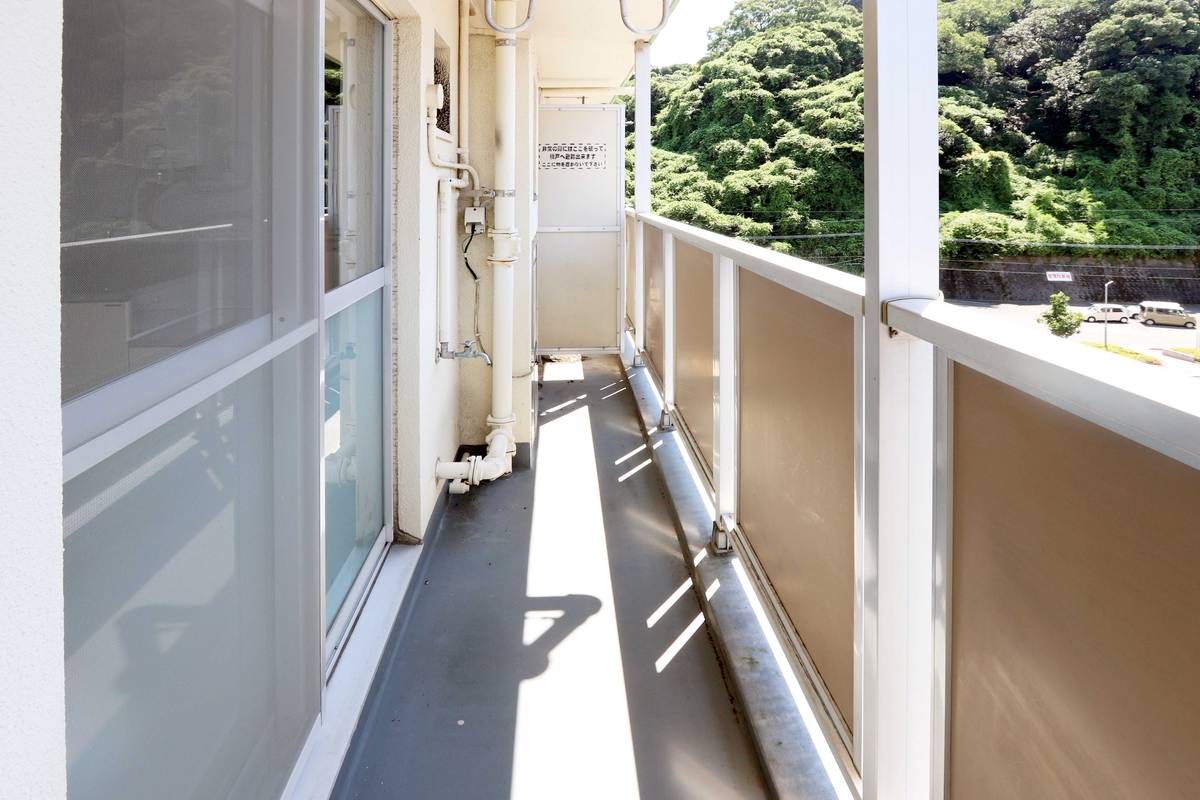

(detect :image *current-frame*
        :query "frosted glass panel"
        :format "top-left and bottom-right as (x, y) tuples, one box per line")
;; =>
(64, 339), (319, 800)
(325, 290), (386, 630)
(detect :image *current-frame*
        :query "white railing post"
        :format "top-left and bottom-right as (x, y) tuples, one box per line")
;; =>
(862, 0), (940, 797)
(659, 232), (676, 430)
(711, 254), (738, 553)
(632, 39), (651, 365)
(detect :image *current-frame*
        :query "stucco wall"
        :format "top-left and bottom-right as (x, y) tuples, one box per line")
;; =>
(392, 9), (464, 539)
(0, 1), (68, 795)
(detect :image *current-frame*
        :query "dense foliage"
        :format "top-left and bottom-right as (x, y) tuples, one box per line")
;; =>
(629, 0), (1200, 273)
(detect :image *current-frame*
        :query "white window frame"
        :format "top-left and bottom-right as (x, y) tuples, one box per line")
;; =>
(319, 0), (395, 677)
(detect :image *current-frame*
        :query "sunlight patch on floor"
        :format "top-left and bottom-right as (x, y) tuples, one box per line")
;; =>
(539, 394), (587, 417)
(614, 443), (647, 466)
(655, 612), (705, 674)
(617, 458), (653, 482)
(511, 404), (640, 800)
(541, 360), (585, 382)
(646, 578), (692, 629)
(655, 581), (719, 674)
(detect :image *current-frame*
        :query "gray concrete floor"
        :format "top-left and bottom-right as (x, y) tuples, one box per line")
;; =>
(333, 356), (768, 800)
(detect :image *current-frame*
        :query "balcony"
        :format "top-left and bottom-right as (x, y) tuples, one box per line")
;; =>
(8, 1), (1200, 798)
(333, 356), (773, 799)
(316, 200), (1200, 799)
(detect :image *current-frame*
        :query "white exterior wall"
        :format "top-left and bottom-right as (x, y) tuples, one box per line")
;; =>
(0, 1), (68, 795)
(389, 3), (465, 540)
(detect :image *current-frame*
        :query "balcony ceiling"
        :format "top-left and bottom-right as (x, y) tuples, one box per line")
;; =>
(476, 0), (683, 93)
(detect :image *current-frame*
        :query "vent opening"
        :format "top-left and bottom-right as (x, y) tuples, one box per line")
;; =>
(433, 45), (452, 135)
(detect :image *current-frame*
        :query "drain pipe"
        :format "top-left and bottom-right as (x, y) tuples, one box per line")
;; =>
(426, 90), (479, 191)
(426, 84), (472, 357)
(438, 0), (472, 356)
(458, 0), (472, 165)
(435, 0), (523, 494)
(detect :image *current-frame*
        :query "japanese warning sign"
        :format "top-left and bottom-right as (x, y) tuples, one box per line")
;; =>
(538, 142), (608, 171)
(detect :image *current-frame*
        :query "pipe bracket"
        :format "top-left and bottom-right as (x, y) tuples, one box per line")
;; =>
(619, 0), (669, 37)
(484, 0), (536, 34)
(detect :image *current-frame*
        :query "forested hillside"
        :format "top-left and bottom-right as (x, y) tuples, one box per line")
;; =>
(631, 0), (1200, 274)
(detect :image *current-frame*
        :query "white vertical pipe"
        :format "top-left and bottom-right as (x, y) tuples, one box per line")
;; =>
(633, 41), (651, 212)
(488, 0), (518, 458)
(437, 178), (458, 350)
(862, 0), (939, 797)
(458, 0), (471, 160)
(632, 40), (651, 360)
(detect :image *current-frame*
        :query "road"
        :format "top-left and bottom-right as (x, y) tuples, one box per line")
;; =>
(948, 300), (1200, 379)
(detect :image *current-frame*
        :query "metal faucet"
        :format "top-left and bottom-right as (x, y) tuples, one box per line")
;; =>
(438, 339), (492, 365)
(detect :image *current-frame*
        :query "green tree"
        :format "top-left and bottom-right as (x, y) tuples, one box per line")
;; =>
(629, 0), (1200, 274)
(1039, 291), (1085, 337)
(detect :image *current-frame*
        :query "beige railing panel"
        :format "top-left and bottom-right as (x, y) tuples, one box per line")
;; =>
(738, 267), (856, 729)
(644, 225), (665, 374)
(624, 213), (635, 328)
(949, 365), (1200, 799)
(675, 241), (714, 468)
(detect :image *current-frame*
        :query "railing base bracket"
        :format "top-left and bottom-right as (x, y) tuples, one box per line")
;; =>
(658, 408), (675, 432)
(709, 516), (736, 556)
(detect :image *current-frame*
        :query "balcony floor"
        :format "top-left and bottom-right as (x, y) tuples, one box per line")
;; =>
(333, 356), (767, 799)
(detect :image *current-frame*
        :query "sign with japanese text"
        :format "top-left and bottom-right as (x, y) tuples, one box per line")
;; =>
(1046, 271), (1073, 282)
(538, 142), (608, 171)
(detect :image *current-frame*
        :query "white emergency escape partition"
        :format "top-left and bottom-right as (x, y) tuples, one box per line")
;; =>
(535, 105), (626, 352)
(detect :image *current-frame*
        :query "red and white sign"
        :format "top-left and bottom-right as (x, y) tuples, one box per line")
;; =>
(1046, 271), (1073, 282)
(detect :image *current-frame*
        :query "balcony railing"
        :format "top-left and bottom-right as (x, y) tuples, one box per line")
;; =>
(622, 206), (1200, 797)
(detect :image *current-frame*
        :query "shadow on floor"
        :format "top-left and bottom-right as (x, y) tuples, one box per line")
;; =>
(332, 356), (767, 800)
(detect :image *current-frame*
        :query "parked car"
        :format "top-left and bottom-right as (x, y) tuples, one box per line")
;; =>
(1139, 301), (1197, 329)
(1084, 304), (1129, 323)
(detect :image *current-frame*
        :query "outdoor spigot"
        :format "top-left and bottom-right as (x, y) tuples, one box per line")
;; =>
(438, 339), (492, 365)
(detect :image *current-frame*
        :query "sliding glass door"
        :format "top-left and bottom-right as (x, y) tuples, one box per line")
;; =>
(59, 0), (392, 795)
(321, 0), (390, 666)
(61, 0), (323, 797)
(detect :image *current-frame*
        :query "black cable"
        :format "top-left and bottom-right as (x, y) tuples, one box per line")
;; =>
(462, 223), (479, 281)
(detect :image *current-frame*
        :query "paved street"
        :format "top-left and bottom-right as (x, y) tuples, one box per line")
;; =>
(948, 300), (1200, 379)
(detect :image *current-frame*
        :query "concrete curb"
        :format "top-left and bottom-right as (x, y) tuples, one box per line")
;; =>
(1162, 349), (1198, 363)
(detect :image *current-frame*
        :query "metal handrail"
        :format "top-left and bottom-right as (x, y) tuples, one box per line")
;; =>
(619, 0), (669, 37)
(483, 0), (536, 34)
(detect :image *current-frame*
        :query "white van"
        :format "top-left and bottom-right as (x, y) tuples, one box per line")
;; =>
(1139, 301), (1197, 329)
